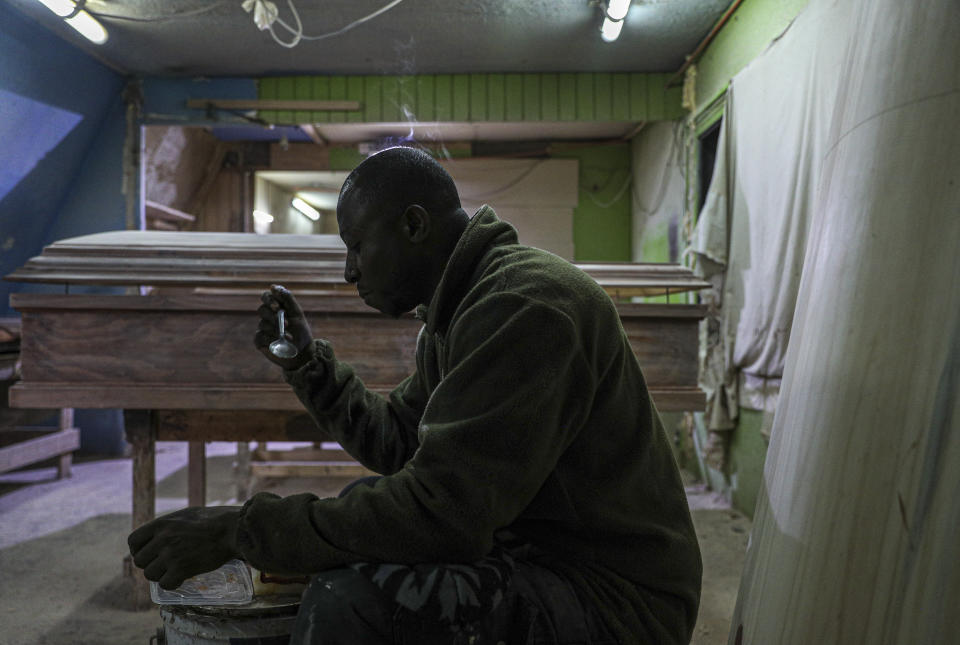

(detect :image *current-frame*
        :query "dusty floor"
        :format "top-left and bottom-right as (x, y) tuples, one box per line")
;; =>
(0, 442), (749, 644)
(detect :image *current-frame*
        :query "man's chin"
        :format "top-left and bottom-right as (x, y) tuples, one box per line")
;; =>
(362, 294), (413, 318)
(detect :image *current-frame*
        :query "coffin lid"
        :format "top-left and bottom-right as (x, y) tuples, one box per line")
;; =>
(6, 231), (709, 298)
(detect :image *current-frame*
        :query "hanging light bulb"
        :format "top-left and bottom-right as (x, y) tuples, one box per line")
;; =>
(33, 0), (109, 44)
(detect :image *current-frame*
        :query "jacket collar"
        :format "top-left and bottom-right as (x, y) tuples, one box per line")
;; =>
(422, 205), (518, 335)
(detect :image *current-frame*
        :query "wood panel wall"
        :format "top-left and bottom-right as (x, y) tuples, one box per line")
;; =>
(258, 72), (684, 125)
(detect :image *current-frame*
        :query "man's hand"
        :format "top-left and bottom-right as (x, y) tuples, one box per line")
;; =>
(128, 506), (243, 590)
(255, 284), (314, 370)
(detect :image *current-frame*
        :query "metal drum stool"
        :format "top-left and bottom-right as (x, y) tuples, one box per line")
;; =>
(155, 595), (301, 644)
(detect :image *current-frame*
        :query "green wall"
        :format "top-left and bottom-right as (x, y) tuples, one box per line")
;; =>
(694, 0), (812, 112)
(552, 143), (633, 262)
(686, 0), (811, 518)
(259, 73), (684, 125)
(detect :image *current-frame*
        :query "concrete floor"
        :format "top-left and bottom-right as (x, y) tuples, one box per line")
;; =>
(0, 442), (749, 645)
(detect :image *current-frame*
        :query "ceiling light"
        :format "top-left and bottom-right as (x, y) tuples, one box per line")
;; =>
(252, 210), (275, 223)
(34, 0), (109, 44)
(601, 18), (624, 42)
(601, 0), (630, 43)
(291, 197), (320, 221)
(606, 0), (631, 20)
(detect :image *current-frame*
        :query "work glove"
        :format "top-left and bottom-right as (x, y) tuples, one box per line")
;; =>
(128, 506), (243, 591)
(255, 284), (314, 370)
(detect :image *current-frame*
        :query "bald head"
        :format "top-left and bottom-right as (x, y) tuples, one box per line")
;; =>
(337, 146), (462, 226)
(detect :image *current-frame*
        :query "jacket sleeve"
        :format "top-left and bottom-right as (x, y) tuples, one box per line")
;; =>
(282, 336), (428, 475)
(236, 295), (596, 575)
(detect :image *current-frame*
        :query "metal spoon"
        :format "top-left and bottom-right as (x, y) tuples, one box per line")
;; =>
(269, 309), (298, 359)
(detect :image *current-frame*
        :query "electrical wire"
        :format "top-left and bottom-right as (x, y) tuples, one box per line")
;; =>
(460, 161), (546, 202)
(274, 0), (405, 43)
(86, 0), (230, 22)
(266, 0), (302, 48)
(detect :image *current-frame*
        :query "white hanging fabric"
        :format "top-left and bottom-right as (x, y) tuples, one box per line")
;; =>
(731, 0), (960, 640)
(690, 0), (851, 427)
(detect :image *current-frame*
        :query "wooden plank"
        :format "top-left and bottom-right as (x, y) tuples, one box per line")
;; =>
(523, 74), (540, 121)
(647, 387), (705, 412)
(416, 75), (435, 121)
(487, 74), (505, 121)
(250, 461), (374, 478)
(235, 441), (251, 502)
(10, 307), (699, 410)
(346, 76), (365, 123)
(381, 75), (401, 122)
(328, 76), (347, 122)
(363, 76), (382, 121)
(58, 408), (73, 478)
(125, 409), (156, 527)
(155, 410), (325, 442)
(663, 79), (685, 119)
(612, 73), (631, 121)
(309, 76), (330, 124)
(540, 73), (559, 121)
(505, 74), (524, 121)
(629, 73), (648, 120)
(123, 409), (155, 610)
(11, 293), (704, 318)
(397, 75), (416, 119)
(452, 74), (470, 121)
(186, 99), (361, 112)
(145, 200), (196, 225)
(434, 74), (452, 121)
(0, 428), (79, 473)
(188, 441), (206, 507)
(647, 72), (666, 120)
(274, 77), (295, 124)
(558, 73), (577, 120)
(469, 74), (487, 121)
(576, 73), (594, 120)
(252, 446), (354, 462)
(594, 73), (613, 121)
(14, 306), (419, 388)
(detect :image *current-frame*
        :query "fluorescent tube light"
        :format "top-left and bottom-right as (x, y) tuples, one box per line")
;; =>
(252, 210), (275, 223)
(34, 0), (108, 44)
(292, 197), (320, 222)
(600, 17), (624, 42)
(65, 11), (108, 44)
(35, 0), (73, 16)
(606, 0), (631, 20)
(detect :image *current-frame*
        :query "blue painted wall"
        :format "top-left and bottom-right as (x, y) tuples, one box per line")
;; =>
(0, 1), (126, 317)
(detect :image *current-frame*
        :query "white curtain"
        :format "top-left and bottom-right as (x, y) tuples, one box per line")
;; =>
(730, 0), (960, 641)
(690, 0), (852, 430)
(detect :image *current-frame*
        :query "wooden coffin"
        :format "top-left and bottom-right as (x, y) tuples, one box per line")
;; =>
(7, 231), (708, 412)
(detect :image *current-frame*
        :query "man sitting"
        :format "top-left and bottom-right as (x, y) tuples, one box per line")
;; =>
(129, 146), (702, 644)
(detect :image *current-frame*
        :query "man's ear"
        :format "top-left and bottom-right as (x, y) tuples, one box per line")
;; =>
(400, 205), (431, 243)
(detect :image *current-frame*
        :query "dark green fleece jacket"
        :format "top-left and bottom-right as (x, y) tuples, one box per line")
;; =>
(236, 206), (702, 643)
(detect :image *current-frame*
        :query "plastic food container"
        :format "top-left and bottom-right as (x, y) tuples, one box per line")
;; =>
(150, 559), (254, 605)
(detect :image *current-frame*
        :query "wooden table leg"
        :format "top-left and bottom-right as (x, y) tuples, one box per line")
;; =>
(56, 409), (74, 479)
(235, 441), (251, 503)
(123, 409), (156, 610)
(188, 440), (206, 507)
